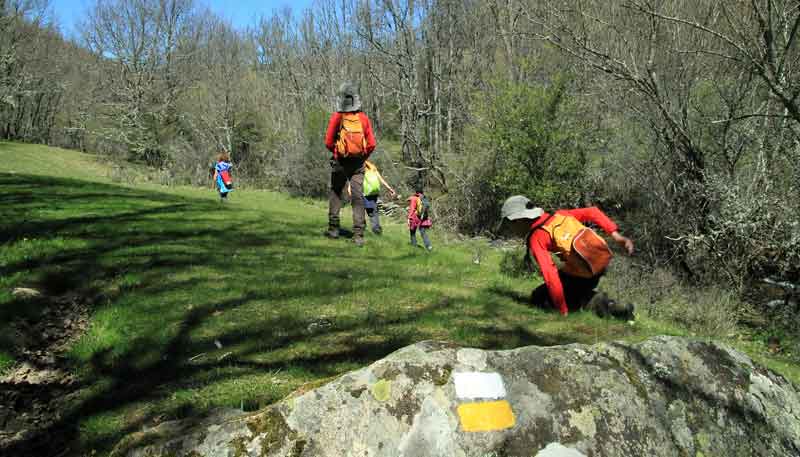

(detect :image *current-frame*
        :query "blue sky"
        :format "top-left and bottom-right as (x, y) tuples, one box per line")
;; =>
(49, 0), (313, 38)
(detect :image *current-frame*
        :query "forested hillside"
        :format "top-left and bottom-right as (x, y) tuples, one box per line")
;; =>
(3, 0), (799, 348)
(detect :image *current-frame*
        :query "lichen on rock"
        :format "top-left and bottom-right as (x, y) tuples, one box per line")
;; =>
(371, 379), (392, 402)
(119, 337), (800, 457)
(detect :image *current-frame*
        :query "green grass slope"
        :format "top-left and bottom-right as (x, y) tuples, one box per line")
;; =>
(0, 141), (796, 455)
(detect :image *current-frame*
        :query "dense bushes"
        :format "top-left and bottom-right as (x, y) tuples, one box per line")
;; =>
(442, 78), (594, 233)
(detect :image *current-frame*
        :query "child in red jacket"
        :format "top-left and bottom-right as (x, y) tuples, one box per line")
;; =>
(408, 187), (433, 251)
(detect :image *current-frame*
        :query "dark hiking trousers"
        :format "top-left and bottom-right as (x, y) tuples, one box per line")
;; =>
(329, 158), (366, 237)
(530, 271), (601, 313)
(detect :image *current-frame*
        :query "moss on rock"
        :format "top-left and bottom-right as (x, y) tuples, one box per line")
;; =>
(246, 408), (297, 456)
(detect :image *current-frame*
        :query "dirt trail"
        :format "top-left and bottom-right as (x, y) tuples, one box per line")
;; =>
(0, 289), (90, 456)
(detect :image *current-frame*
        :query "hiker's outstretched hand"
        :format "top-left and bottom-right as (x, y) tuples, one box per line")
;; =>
(611, 231), (634, 255)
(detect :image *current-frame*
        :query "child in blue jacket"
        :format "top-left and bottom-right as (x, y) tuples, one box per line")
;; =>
(213, 151), (234, 201)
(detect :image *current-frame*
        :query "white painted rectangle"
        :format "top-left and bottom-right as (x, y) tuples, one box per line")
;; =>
(453, 372), (507, 400)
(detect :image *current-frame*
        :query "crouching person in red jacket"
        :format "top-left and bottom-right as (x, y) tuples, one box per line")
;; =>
(500, 195), (635, 319)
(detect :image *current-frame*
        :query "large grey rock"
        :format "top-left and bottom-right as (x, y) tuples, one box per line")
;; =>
(115, 337), (800, 457)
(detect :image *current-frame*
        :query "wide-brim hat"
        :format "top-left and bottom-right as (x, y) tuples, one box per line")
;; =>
(337, 82), (362, 112)
(501, 195), (543, 221)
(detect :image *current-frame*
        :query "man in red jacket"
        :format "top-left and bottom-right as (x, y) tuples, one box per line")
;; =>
(324, 82), (377, 246)
(500, 195), (635, 319)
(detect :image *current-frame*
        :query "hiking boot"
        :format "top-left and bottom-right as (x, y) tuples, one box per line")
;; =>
(608, 301), (635, 321)
(325, 228), (340, 239)
(588, 292), (635, 320)
(587, 292), (611, 318)
(353, 236), (365, 247)
(372, 227), (383, 235)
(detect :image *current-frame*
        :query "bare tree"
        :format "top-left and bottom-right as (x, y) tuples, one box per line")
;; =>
(626, 0), (800, 128)
(0, 0), (53, 140)
(528, 0), (800, 287)
(83, 0), (199, 163)
(182, 15), (249, 155)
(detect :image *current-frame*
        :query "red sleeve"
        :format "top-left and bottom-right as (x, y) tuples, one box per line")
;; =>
(359, 112), (377, 154)
(325, 112), (342, 154)
(530, 230), (568, 315)
(563, 207), (618, 234)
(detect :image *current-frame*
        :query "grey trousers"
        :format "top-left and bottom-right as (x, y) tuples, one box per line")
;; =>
(365, 195), (381, 232)
(410, 227), (431, 248)
(328, 158), (366, 237)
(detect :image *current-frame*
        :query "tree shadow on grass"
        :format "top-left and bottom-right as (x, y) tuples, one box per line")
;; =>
(487, 285), (531, 306)
(6, 291), (455, 456)
(0, 172), (603, 457)
(465, 286), (581, 348)
(0, 173), (457, 456)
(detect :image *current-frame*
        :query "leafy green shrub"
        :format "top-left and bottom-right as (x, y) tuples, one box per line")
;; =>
(477, 77), (587, 207)
(443, 76), (594, 233)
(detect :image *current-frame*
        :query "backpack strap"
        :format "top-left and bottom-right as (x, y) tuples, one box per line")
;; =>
(524, 214), (554, 273)
(339, 112), (362, 130)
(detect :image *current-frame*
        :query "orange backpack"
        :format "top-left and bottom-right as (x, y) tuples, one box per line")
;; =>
(528, 213), (612, 278)
(335, 113), (367, 157)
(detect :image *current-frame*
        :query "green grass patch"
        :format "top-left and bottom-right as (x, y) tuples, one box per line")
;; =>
(0, 350), (13, 373)
(2, 140), (116, 181)
(1, 141), (797, 455)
